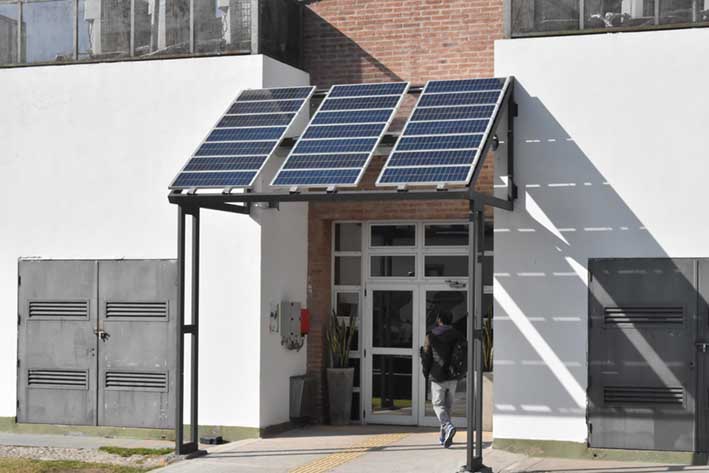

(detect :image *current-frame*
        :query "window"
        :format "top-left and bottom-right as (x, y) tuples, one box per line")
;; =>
(0, 0), (303, 67)
(510, 0), (709, 36)
(371, 225), (416, 247)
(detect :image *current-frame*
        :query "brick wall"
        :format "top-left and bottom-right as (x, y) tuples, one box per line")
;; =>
(302, 0), (503, 422)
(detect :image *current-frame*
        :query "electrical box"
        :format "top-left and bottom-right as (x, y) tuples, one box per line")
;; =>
(280, 301), (305, 351)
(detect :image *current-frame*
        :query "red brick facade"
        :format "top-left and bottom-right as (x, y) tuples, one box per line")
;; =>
(302, 0), (503, 421)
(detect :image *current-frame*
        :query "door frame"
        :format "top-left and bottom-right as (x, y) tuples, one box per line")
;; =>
(417, 282), (470, 428)
(362, 282), (420, 425)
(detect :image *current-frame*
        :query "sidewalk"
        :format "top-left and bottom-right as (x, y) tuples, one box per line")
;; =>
(153, 426), (709, 473)
(0, 431), (172, 450)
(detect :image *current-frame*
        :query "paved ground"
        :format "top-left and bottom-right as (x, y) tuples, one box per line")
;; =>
(2, 427), (709, 472)
(153, 426), (709, 473)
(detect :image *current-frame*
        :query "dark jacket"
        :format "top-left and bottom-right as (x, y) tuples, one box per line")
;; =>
(420, 325), (465, 382)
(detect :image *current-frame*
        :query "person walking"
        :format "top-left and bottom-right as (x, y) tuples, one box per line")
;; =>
(420, 311), (466, 448)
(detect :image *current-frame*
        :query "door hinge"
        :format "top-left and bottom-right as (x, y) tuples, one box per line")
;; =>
(16, 400), (19, 409)
(17, 314), (20, 326)
(363, 410), (366, 420)
(697, 342), (709, 353)
(17, 275), (21, 286)
(512, 102), (519, 117)
(16, 359), (20, 368)
(364, 349), (367, 358)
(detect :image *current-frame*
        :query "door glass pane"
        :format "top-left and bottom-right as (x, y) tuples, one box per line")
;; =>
(195, 0), (252, 54)
(424, 291), (467, 419)
(659, 0), (693, 23)
(371, 225), (415, 247)
(425, 224), (469, 246)
(336, 292), (359, 350)
(372, 290), (413, 348)
(78, 0), (130, 60)
(334, 256), (360, 286)
(0, 3), (19, 65)
(425, 255), (469, 277)
(335, 223), (362, 252)
(133, 0), (190, 57)
(23, 0), (75, 64)
(372, 354), (412, 416)
(371, 256), (416, 277)
(585, 0), (655, 28)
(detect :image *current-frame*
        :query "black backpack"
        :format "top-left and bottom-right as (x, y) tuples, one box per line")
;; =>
(448, 338), (468, 380)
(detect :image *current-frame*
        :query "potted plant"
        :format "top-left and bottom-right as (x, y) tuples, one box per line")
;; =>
(326, 310), (357, 425)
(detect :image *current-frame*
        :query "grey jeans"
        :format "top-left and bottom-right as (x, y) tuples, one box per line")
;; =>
(431, 379), (457, 427)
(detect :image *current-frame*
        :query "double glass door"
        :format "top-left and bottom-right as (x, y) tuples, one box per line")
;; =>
(363, 284), (469, 426)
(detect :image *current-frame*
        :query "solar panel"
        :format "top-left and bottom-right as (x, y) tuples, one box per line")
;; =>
(271, 82), (410, 188)
(377, 77), (510, 187)
(170, 86), (315, 190)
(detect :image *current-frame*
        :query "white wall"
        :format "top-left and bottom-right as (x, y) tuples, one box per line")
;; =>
(493, 29), (709, 442)
(0, 54), (309, 429)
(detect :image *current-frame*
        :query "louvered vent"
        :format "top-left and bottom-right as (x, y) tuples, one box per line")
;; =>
(105, 371), (168, 392)
(105, 302), (168, 319)
(604, 386), (684, 406)
(28, 301), (89, 319)
(28, 369), (88, 389)
(604, 307), (683, 326)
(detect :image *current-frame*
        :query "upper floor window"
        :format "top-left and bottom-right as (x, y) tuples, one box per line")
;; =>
(0, 0), (303, 68)
(510, 0), (709, 36)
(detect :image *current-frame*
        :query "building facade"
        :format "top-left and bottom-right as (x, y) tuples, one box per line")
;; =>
(1, 0), (709, 454)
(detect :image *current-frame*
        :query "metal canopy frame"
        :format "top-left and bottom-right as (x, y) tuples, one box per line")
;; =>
(168, 78), (516, 473)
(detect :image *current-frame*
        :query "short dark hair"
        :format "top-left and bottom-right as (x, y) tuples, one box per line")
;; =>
(437, 311), (453, 325)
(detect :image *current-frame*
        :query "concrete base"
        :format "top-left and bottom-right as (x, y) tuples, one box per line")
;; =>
(493, 438), (709, 466)
(482, 372), (493, 432)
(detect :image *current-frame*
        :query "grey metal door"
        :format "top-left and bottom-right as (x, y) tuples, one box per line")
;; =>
(97, 260), (177, 429)
(17, 260), (98, 425)
(588, 258), (697, 451)
(696, 260), (709, 451)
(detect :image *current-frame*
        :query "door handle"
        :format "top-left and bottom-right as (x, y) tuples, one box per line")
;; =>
(94, 328), (110, 342)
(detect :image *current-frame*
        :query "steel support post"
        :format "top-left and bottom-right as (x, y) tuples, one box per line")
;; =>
(175, 206), (186, 453)
(463, 204), (486, 472)
(189, 208), (200, 447)
(175, 206), (202, 456)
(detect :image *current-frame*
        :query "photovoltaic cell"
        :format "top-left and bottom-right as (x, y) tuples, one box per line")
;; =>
(238, 87), (314, 101)
(283, 154), (370, 169)
(303, 123), (386, 139)
(272, 82), (410, 188)
(411, 106), (495, 122)
(418, 91), (501, 108)
(377, 77), (510, 186)
(206, 127), (287, 142)
(172, 171), (257, 188)
(274, 169), (362, 186)
(293, 138), (379, 154)
(228, 100), (305, 114)
(320, 95), (402, 111)
(328, 83), (409, 98)
(311, 110), (393, 125)
(170, 85), (315, 189)
(218, 113), (295, 128)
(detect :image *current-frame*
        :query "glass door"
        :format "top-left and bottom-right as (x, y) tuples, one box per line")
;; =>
(418, 284), (469, 427)
(363, 285), (419, 425)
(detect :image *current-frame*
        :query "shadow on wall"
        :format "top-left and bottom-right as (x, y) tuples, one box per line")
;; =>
(303, 8), (403, 87)
(493, 82), (706, 449)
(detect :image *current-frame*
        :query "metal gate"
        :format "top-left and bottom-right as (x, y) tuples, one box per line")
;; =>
(17, 259), (176, 429)
(588, 258), (697, 451)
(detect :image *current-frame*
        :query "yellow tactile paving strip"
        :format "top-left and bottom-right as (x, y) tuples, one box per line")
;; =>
(288, 432), (409, 473)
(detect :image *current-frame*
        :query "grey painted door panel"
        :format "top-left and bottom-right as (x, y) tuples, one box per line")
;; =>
(17, 260), (98, 425)
(588, 258), (697, 452)
(696, 260), (709, 451)
(98, 260), (177, 429)
(17, 259), (176, 429)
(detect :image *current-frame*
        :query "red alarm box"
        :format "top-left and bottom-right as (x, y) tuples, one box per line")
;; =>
(300, 308), (310, 336)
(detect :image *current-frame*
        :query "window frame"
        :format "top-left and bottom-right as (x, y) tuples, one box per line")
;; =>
(506, 0), (708, 37)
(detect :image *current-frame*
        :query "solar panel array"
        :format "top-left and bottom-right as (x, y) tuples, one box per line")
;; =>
(376, 77), (510, 187)
(271, 82), (410, 188)
(170, 86), (315, 189)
